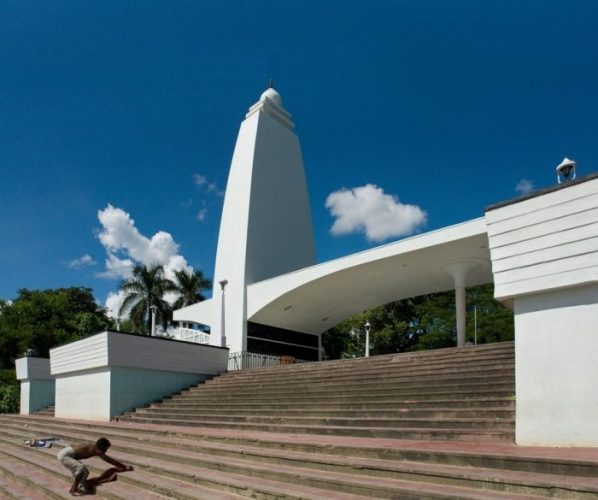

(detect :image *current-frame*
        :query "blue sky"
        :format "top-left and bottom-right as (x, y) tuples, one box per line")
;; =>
(1, 1), (597, 311)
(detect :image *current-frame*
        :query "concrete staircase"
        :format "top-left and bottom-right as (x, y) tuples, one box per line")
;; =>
(122, 341), (517, 443)
(34, 405), (55, 417)
(2, 412), (598, 498)
(2, 342), (598, 498)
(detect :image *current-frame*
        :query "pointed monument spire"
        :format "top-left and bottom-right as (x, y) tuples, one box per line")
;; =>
(211, 88), (314, 351)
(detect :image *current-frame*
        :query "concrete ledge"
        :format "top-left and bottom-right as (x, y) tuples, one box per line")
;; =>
(50, 331), (229, 421)
(16, 357), (53, 381)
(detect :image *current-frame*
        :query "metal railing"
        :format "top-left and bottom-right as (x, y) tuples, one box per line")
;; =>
(172, 327), (210, 345)
(227, 351), (309, 371)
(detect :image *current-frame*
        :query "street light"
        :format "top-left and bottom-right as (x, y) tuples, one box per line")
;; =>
(364, 321), (371, 358)
(219, 279), (228, 348)
(109, 309), (121, 332)
(149, 305), (158, 337)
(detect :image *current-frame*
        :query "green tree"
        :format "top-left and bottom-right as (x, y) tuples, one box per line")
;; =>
(322, 284), (513, 359)
(0, 288), (111, 367)
(465, 284), (514, 344)
(118, 264), (176, 333)
(172, 269), (212, 310)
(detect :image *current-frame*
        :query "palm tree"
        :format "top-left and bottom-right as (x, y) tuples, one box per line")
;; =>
(118, 264), (176, 334)
(172, 269), (212, 310)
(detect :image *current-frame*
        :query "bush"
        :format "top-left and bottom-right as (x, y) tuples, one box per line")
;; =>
(0, 384), (19, 414)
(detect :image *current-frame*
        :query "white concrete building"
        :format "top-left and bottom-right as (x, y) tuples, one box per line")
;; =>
(16, 357), (55, 415)
(174, 86), (598, 446)
(17, 85), (596, 445)
(49, 331), (228, 421)
(175, 87), (493, 359)
(486, 173), (598, 446)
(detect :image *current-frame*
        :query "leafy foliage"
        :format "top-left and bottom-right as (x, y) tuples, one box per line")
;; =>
(0, 384), (18, 414)
(0, 288), (112, 367)
(322, 284), (513, 359)
(118, 264), (177, 333)
(171, 269), (212, 310)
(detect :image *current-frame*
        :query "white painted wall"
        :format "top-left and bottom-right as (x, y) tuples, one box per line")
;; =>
(51, 332), (109, 375)
(16, 357), (55, 415)
(107, 331), (228, 374)
(514, 284), (598, 446)
(20, 381), (30, 414)
(55, 368), (111, 420)
(19, 380), (55, 415)
(487, 177), (598, 300)
(51, 331), (229, 420)
(487, 175), (598, 447)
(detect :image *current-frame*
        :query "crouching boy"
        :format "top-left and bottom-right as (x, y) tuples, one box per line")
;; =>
(57, 437), (133, 496)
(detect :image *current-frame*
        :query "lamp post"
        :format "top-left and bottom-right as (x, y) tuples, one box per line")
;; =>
(219, 279), (228, 348)
(474, 305), (477, 346)
(364, 321), (371, 358)
(149, 305), (157, 337)
(109, 309), (121, 332)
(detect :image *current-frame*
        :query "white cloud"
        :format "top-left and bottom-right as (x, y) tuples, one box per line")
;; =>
(193, 172), (223, 196)
(326, 184), (427, 243)
(105, 291), (126, 318)
(197, 208), (208, 222)
(193, 173), (207, 186)
(96, 204), (191, 282)
(96, 253), (135, 279)
(515, 179), (534, 195)
(68, 254), (97, 269)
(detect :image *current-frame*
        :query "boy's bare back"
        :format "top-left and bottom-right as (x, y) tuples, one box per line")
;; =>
(70, 443), (103, 460)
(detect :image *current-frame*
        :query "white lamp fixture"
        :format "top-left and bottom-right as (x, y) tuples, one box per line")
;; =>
(364, 321), (371, 358)
(556, 157), (577, 184)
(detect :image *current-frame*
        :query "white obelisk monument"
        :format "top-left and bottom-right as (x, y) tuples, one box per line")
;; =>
(212, 85), (315, 352)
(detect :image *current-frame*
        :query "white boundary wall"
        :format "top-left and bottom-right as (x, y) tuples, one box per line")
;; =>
(487, 175), (598, 446)
(15, 357), (55, 415)
(50, 331), (228, 421)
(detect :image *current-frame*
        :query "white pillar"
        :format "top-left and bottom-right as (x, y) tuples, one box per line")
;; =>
(442, 262), (479, 347)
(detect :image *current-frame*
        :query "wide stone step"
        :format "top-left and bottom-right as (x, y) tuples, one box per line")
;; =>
(121, 416), (514, 441)
(0, 435), (339, 500)
(1, 415), (595, 479)
(0, 450), (75, 500)
(0, 421), (550, 499)
(126, 411), (514, 429)
(176, 379), (514, 397)
(4, 416), (598, 498)
(221, 354), (516, 383)
(220, 355), (516, 379)
(168, 389), (516, 406)
(154, 397), (516, 411)
(198, 371), (516, 393)
(226, 342), (513, 369)
(224, 343), (514, 375)
(136, 407), (515, 419)
(0, 445), (174, 500)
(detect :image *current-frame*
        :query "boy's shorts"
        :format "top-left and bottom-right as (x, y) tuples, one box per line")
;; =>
(57, 447), (89, 481)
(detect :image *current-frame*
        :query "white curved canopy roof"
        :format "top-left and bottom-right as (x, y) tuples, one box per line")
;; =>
(175, 217), (493, 334)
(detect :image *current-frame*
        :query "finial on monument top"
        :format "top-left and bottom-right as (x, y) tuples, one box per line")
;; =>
(260, 80), (282, 107)
(247, 81), (293, 129)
